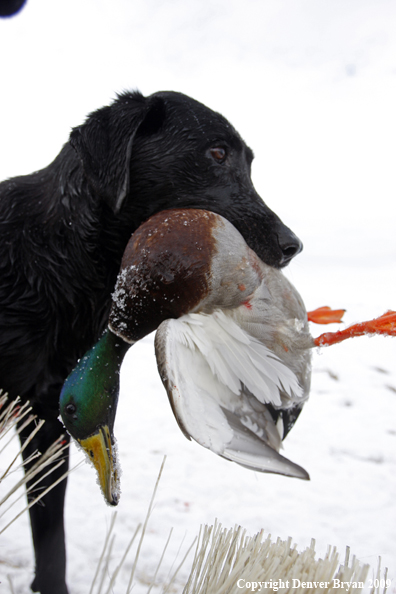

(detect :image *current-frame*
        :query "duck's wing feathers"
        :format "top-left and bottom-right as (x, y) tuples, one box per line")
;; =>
(221, 408), (309, 479)
(154, 313), (308, 480)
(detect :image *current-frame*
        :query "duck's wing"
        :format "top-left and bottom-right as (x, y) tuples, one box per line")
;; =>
(154, 313), (309, 480)
(221, 407), (309, 479)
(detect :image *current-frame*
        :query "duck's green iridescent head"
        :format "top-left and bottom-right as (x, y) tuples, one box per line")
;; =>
(60, 330), (130, 505)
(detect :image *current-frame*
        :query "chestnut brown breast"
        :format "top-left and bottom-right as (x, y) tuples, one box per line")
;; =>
(109, 209), (219, 342)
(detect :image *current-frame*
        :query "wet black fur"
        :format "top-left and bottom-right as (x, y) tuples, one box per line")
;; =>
(0, 90), (302, 593)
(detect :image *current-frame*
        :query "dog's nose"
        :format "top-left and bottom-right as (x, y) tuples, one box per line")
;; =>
(277, 228), (303, 267)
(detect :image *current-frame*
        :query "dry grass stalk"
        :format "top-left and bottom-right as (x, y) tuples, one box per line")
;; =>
(89, 460), (389, 594)
(90, 456), (197, 594)
(0, 392), (76, 535)
(92, 513), (390, 594)
(183, 520), (374, 594)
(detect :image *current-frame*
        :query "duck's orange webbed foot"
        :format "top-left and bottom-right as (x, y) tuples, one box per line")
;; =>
(314, 310), (396, 347)
(307, 306), (346, 325)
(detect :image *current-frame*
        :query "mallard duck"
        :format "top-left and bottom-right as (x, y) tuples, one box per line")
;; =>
(60, 209), (396, 504)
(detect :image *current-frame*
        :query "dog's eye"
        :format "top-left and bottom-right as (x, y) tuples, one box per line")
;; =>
(209, 147), (227, 163)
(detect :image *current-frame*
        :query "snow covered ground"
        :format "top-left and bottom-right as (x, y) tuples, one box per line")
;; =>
(0, 0), (395, 592)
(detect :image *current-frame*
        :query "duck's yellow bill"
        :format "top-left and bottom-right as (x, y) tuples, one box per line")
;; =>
(79, 425), (120, 505)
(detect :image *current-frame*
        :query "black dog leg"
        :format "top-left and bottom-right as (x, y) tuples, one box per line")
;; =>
(19, 418), (70, 594)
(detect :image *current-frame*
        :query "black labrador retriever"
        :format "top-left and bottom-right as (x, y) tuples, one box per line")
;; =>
(0, 90), (302, 593)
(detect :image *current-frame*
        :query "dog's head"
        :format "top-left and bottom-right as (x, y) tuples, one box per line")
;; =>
(70, 90), (302, 268)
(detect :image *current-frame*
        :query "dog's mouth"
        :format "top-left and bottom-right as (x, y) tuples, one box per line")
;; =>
(225, 214), (303, 269)
(153, 202), (302, 269)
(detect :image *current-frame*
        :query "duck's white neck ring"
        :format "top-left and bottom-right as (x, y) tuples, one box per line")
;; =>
(108, 325), (137, 346)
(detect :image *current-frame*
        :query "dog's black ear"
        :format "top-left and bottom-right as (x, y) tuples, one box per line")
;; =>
(70, 94), (166, 213)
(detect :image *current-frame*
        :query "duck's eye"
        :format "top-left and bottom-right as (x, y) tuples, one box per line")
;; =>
(209, 147), (227, 163)
(65, 403), (77, 415)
